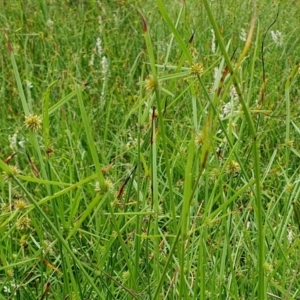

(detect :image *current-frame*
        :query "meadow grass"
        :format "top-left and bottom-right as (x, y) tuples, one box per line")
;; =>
(0, 1), (300, 299)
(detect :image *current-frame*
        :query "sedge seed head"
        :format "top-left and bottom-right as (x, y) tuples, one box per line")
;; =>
(122, 270), (130, 280)
(210, 168), (221, 181)
(285, 140), (294, 147)
(190, 62), (204, 76)
(195, 131), (204, 147)
(15, 215), (31, 231)
(226, 160), (240, 175)
(263, 263), (273, 273)
(2, 165), (21, 181)
(6, 268), (14, 278)
(24, 115), (42, 131)
(20, 235), (28, 248)
(190, 46), (199, 60)
(42, 240), (54, 255)
(285, 183), (293, 193)
(95, 179), (113, 193)
(144, 75), (156, 91)
(1, 203), (13, 212)
(14, 198), (28, 210)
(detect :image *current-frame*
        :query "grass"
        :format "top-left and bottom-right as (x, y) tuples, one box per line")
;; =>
(0, 0), (300, 299)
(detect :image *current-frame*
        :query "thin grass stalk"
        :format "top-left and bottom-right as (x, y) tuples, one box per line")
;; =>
(151, 108), (160, 287)
(133, 66), (147, 285)
(199, 228), (206, 300)
(102, 91), (112, 149)
(76, 87), (106, 191)
(179, 139), (195, 298)
(47, 89), (79, 116)
(285, 63), (299, 172)
(42, 80), (59, 149)
(5, 33), (30, 116)
(236, 24), (260, 159)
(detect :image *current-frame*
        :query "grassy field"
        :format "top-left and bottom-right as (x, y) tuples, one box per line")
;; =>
(1, 0), (300, 299)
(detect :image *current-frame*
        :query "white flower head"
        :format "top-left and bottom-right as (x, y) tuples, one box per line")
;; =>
(96, 37), (102, 56)
(230, 85), (238, 101)
(101, 56), (109, 79)
(4, 283), (17, 295)
(46, 19), (54, 29)
(239, 28), (247, 42)
(9, 133), (18, 150)
(89, 53), (95, 67)
(221, 102), (233, 118)
(26, 80), (33, 89)
(287, 229), (293, 244)
(211, 67), (222, 94)
(213, 67), (219, 81)
(18, 138), (26, 149)
(271, 30), (283, 46)
(211, 29), (216, 53)
(3, 286), (11, 293)
(98, 16), (103, 34)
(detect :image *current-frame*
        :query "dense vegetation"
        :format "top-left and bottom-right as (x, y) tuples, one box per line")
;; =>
(0, 1), (300, 299)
